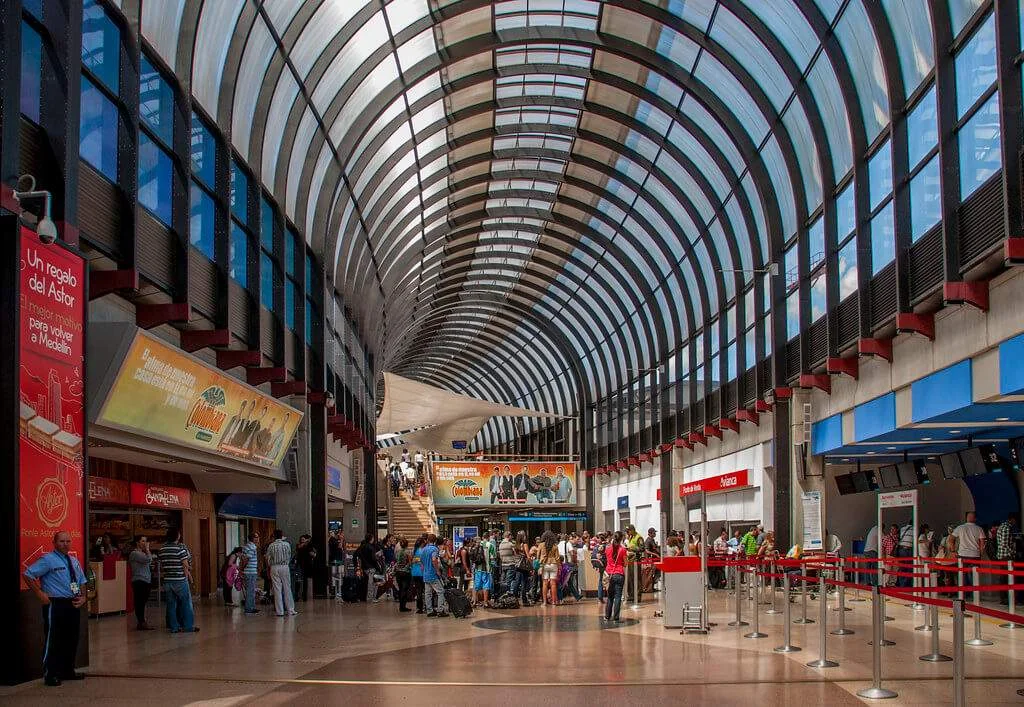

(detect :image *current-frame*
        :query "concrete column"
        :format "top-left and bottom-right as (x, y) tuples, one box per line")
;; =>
(275, 413), (312, 550)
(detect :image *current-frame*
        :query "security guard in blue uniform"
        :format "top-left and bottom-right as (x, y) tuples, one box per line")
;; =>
(23, 530), (88, 686)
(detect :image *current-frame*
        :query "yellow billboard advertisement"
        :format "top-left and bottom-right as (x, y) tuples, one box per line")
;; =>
(96, 330), (303, 469)
(432, 461), (577, 507)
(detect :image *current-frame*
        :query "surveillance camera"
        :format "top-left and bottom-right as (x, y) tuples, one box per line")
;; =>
(37, 217), (58, 244)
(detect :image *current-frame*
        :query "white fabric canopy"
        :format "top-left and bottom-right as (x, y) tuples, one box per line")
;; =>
(387, 417), (490, 454)
(376, 372), (562, 435)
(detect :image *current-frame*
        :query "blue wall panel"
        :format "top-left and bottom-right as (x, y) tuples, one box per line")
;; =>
(911, 360), (972, 422)
(811, 414), (843, 454)
(853, 393), (895, 442)
(1000, 333), (1024, 395)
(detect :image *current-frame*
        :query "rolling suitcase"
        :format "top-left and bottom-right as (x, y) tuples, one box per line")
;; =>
(443, 588), (473, 618)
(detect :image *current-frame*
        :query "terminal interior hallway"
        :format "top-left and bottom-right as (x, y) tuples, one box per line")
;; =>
(2, 589), (1024, 706)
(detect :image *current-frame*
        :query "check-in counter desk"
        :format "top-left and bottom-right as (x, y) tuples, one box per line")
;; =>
(657, 555), (705, 627)
(88, 560), (127, 615)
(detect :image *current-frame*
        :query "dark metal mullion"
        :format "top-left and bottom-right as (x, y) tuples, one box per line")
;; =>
(0, 0), (24, 194)
(993, 0), (1023, 244)
(930, 1), (963, 284)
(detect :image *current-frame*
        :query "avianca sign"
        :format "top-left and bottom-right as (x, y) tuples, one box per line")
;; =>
(679, 469), (750, 498)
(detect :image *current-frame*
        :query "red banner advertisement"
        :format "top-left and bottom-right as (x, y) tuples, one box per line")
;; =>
(130, 482), (191, 510)
(679, 469), (750, 497)
(18, 227), (86, 581)
(88, 477), (130, 505)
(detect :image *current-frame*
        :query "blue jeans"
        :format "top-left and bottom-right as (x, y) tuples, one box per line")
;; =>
(861, 552), (878, 586)
(558, 570), (582, 601)
(244, 574), (259, 612)
(164, 580), (194, 631)
(597, 569), (605, 601)
(896, 547), (912, 587)
(605, 574), (625, 620)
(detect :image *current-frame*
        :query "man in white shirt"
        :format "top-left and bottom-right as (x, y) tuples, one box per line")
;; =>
(862, 524), (881, 586)
(896, 523), (915, 587)
(952, 511), (987, 587)
(414, 450), (425, 474)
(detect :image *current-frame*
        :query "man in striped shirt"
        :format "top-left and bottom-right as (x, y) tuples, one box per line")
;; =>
(266, 530), (297, 617)
(157, 528), (198, 633)
(241, 532), (261, 615)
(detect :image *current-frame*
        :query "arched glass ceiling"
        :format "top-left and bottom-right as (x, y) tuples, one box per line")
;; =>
(140, 0), (945, 434)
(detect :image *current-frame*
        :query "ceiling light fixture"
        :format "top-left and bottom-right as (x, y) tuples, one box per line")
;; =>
(921, 437), (932, 441)
(996, 417), (1010, 421)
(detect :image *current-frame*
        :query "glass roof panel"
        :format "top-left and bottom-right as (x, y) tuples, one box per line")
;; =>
(833, 1), (890, 141)
(311, 13), (389, 114)
(806, 52), (853, 179)
(191, 0), (245, 118)
(693, 52), (769, 144)
(232, 17), (278, 156)
(744, 1), (819, 72)
(882, 0), (934, 97)
(288, 1), (367, 78)
(261, 72), (300, 189)
(710, 6), (792, 113)
(141, 0), (184, 69)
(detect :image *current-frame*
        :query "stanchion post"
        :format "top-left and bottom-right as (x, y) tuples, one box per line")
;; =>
(957, 557), (964, 602)
(794, 575), (814, 624)
(965, 567), (993, 646)
(915, 572), (934, 632)
(1000, 559), (1020, 629)
(765, 560), (781, 615)
(953, 599), (966, 707)
(832, 559), (851, 611)
(807, 576), (838, 667)
(920, 587), (952, 662)
(831, 579), (854, 636)
(630, 561), (640, 611)
(856, 586), (898, 700)
(728, 565), (748, 627)
(773, 573), (801, 653)
(744, 571), (767, 639)
(869, 588), (895, 646)
(850, 558), (866, 602)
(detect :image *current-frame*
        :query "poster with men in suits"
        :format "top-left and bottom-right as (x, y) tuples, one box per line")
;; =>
(432, 461), (577, 507)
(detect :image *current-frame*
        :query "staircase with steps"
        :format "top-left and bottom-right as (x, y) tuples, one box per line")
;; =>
(390, 491), (436, 538)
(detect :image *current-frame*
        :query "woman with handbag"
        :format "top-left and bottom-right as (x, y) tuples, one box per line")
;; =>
(514, 531), (534, 606)
(604, 531), (629, 622)
(394, 537), (413, 613)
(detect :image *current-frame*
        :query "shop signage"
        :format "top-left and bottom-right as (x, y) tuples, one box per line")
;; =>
(96, 330), (303, 470)
(451, 440), (467, 450)
(617, 495), (629, 509)
(678, 469), (750, 497)
(879, 489), (917, 509)
(508, 511), (588, 521)
(88, 477), (130, 505)
(130, 482), (191, 510)
(18, 227), (86, 581)
(432, 461), (578, 507)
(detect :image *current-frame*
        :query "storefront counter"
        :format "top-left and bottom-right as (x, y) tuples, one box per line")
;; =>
(89, 559), (127, 615)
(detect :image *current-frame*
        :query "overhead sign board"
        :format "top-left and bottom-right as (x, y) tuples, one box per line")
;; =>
(129, 482), (191, 510)
(679, 469), (750, 497)
(879, 488), (918, 509)
(432, 461), (577, 507)
(451, 440), (468, 450)
(96, 330), (303, 470)
(88, 477), (130, 505)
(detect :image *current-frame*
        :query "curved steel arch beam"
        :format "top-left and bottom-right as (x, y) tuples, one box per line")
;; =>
(389, 294), (593, 413)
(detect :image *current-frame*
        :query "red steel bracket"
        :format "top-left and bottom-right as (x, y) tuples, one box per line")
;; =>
(703, 424), (722, 439)
(216, 349), (260, 370)
(827, 356), (859, 380)
(89, 268), (138, 299)
(246, 366), (287, 386)
(858, 337), (893, 362)
(181, 329), (230, 353)
(719, 418), (740, 433)
(736, 408), (760, 425)
(896, 312), (935, 340)
(799, 373), (832, 395)
(136, 302), (189, 329)
(943, 280), (989, 312)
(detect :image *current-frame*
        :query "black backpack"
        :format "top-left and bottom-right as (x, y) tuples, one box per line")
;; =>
(468, 543), (484, 566)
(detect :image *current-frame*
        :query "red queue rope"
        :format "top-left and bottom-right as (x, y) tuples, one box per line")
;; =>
(965, 601), (1024, 626)
(881, 589), (953, 611)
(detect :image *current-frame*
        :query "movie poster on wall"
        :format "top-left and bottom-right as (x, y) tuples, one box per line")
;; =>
(18, 227), (86, 581)
(431, 461), (578, 507)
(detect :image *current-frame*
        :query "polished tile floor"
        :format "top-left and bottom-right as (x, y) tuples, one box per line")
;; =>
(3, 586), (1024, 705)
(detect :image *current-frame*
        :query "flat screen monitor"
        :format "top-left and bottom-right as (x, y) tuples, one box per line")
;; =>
(878, 464), (901, 488)
(850, 470), (872, 493)
(896, 459), (928, 486)
(939, 452), (964, 480)
(835, 474), (856, 495)
(959, 447), (988, 477)
(979, 443), (1003, 472)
